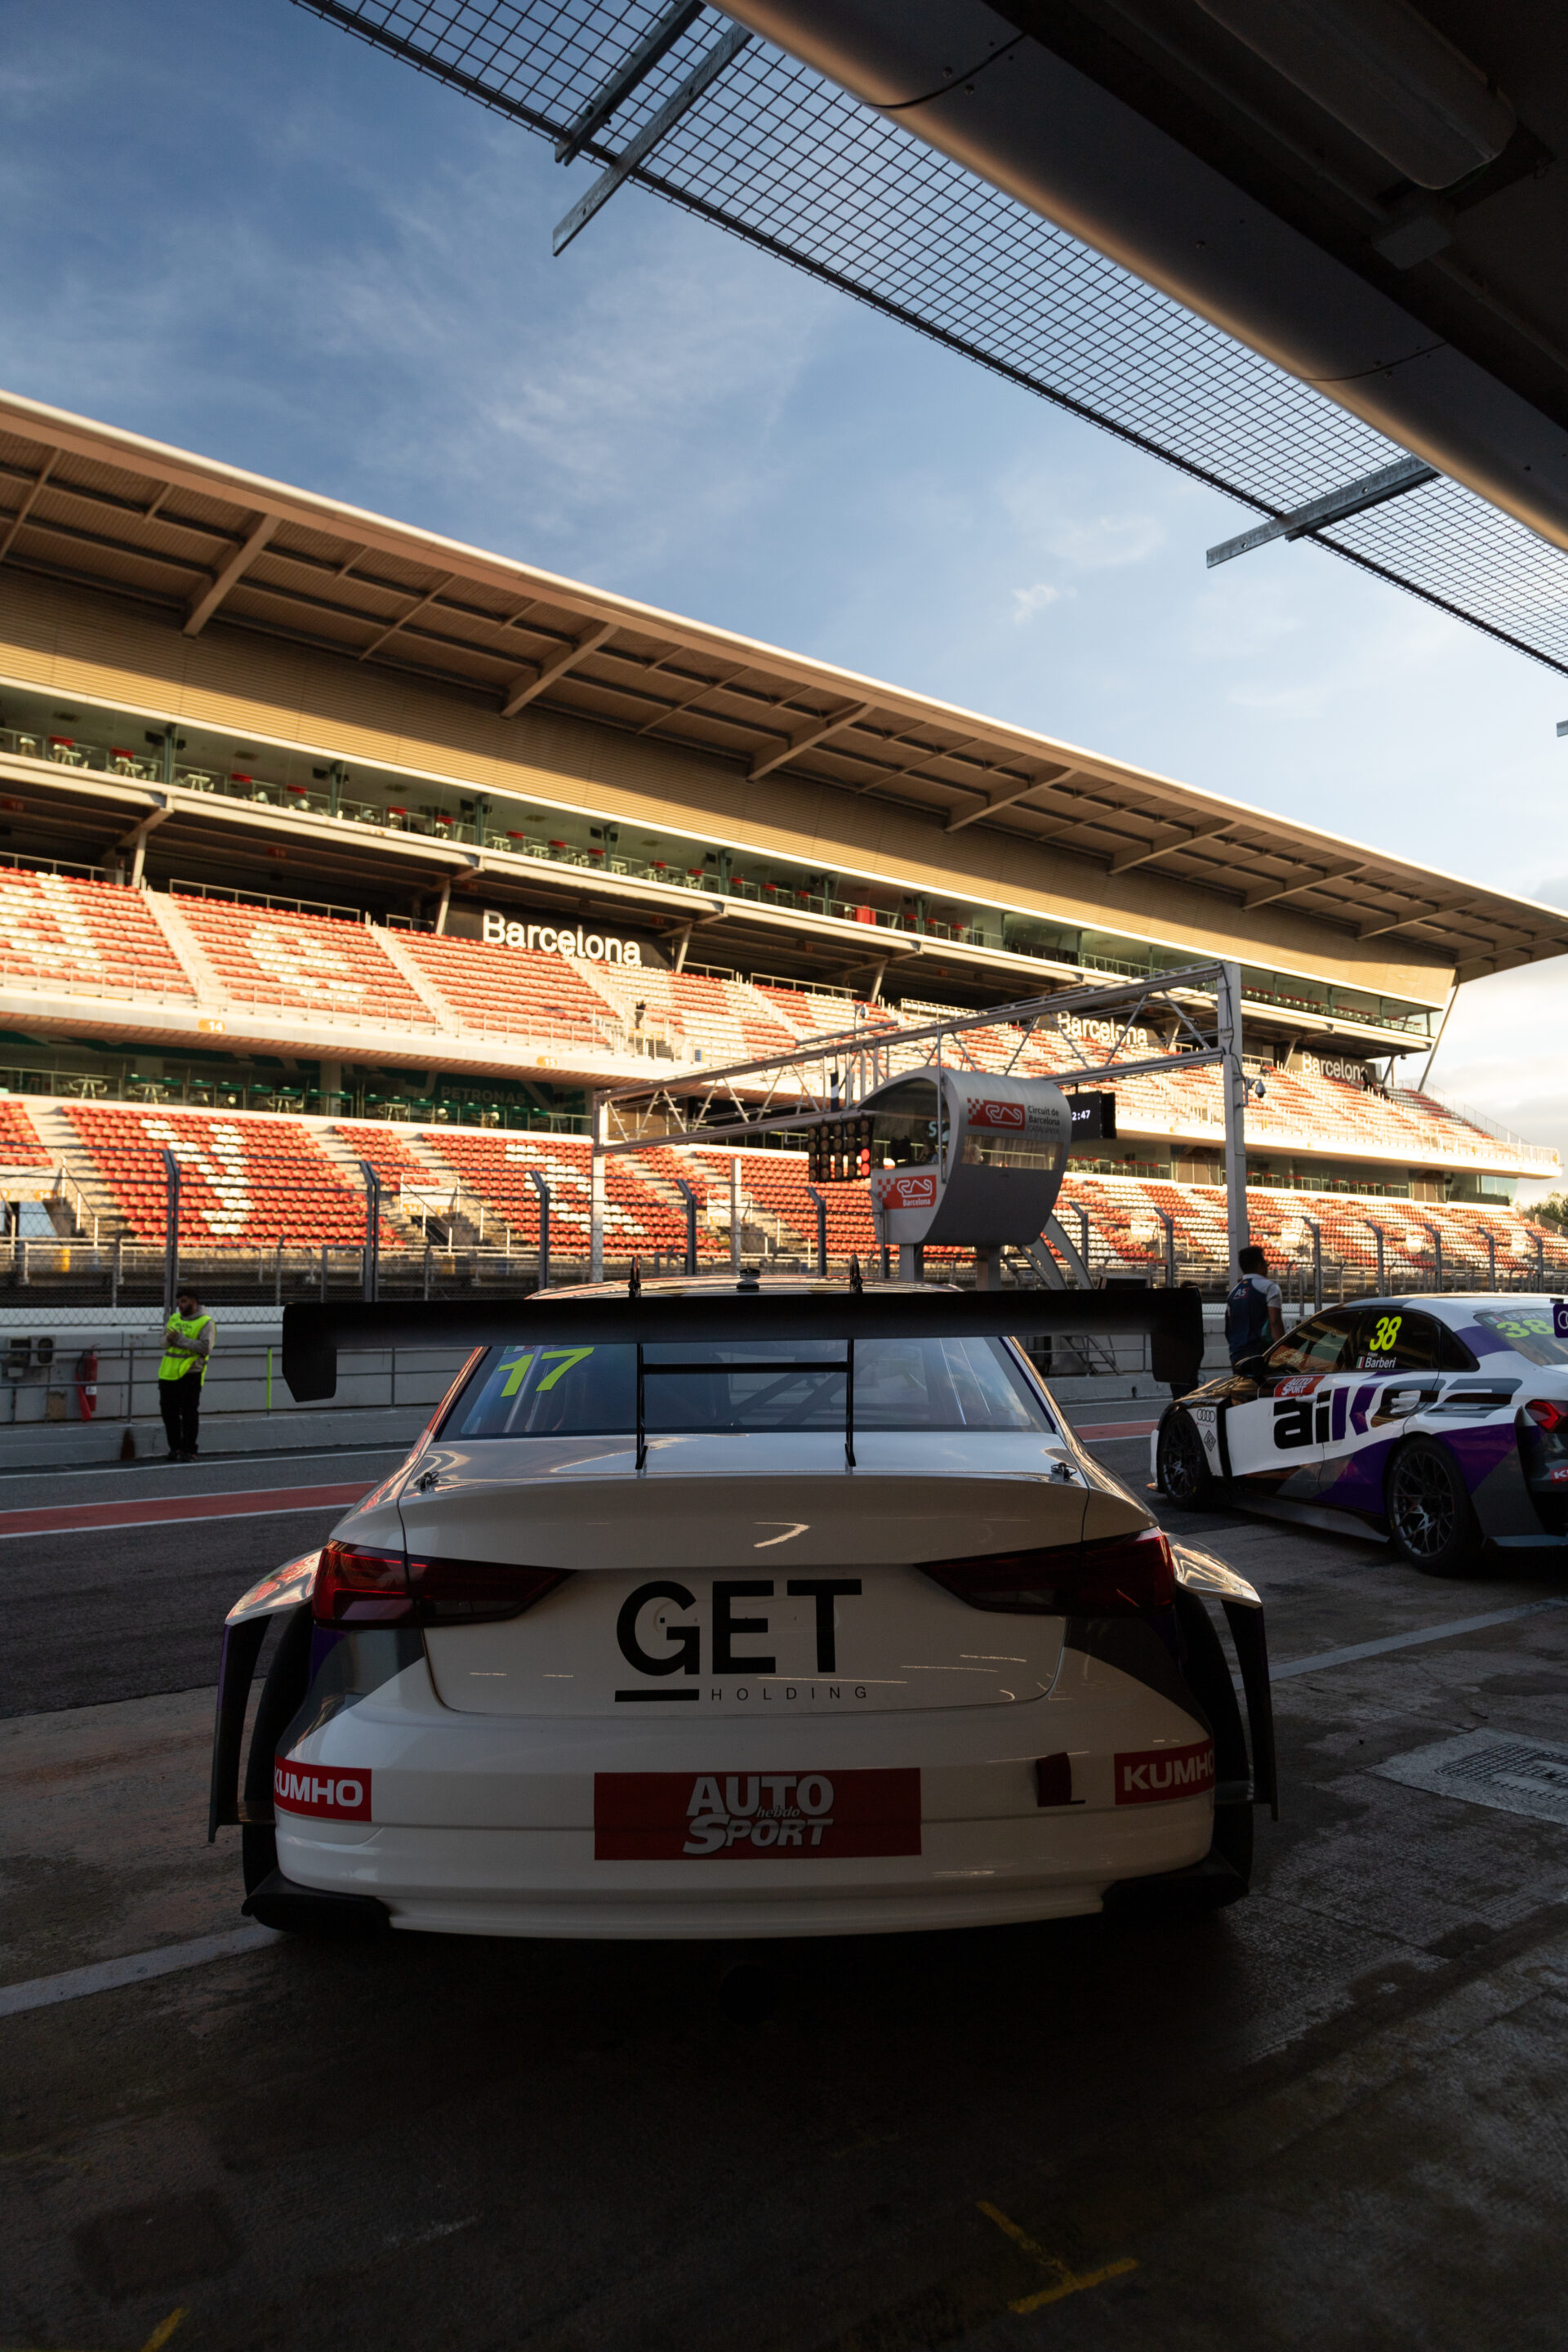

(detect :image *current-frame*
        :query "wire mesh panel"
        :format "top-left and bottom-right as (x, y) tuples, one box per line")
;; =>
(296, 0), (1568, 675)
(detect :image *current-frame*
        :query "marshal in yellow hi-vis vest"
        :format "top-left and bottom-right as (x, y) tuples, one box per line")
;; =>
(159, 1310), (212, 1384)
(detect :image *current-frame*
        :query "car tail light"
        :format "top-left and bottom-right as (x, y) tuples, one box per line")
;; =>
(405, 1554), (568, 1625)
(1526, 1399), (1566, 1433)
(314, 1541), (410, 1625)
(920, 1527), (1176, 1615)
(314, 1539), (568, 1626)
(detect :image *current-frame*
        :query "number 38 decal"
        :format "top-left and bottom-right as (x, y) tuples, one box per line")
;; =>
(1370, 1314), (1403, 1354)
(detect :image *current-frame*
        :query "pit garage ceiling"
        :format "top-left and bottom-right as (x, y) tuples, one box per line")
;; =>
(296, 0), (1568, 678)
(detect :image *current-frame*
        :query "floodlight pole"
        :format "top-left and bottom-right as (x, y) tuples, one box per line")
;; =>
(1303, 1214), (1323, 1312)
(161, 1147), (180, 1320)
(673, 1175), (699, 1274)
(1423, 1219), (1444, 1294)
(590, 1094), (607, 1281)
(805, 1183), (828, 1277)
(528, 1170), (550, 1292)
(1217, 960), (1249, 1280)
(359, 1161), (381, 1302)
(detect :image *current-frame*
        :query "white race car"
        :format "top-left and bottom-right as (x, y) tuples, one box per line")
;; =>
(209, 1279), (1275, 1942)
(1155, 1293), (1568, 1578)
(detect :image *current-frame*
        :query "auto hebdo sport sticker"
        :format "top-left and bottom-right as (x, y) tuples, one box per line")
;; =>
(593, 1769), (921, 1860)
(1113, 1740), (1214, 1806)
(273, 1758), (372, 1821)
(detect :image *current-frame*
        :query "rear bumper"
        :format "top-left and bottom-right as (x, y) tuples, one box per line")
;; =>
(277, 1801), (1214, 1939)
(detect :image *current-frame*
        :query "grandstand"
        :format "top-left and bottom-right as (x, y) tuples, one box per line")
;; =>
(0, 387), (1563, 1309)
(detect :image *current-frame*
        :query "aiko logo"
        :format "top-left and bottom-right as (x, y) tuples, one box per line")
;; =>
(273, 1758), (372, 1820)
(878, 1171), (937, 1210)
(967, 1098), (1024, 1129)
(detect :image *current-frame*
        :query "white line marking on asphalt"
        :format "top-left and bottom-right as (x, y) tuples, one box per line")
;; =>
(1272, 1596), (1568, 1681)
(0, 1925), (280, 2019)
(0, 1445), (412, 1490)
(0, 1499), (359, 1540)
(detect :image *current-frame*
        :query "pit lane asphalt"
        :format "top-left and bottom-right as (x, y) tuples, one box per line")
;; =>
(4, 1414), (1568, 2350)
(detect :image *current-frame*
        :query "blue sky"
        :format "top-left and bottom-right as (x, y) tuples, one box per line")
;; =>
(2, 0), (1564, 1176)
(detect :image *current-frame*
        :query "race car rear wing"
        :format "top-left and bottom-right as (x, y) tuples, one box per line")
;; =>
(281, 1283), (1205, 1404)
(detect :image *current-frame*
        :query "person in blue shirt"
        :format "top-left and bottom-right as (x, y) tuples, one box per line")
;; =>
(1225, 1245), (1285, 1374)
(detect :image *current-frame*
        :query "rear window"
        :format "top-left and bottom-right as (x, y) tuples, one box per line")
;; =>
(448, 1336), (1054, 1440)
(1472, 1308), (1568, 1369)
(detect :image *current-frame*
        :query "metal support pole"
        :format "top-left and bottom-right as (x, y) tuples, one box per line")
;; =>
(359, 1160), (381, 1303)
(161, 1146), (180, 1318)
(1365, 1219), (1387, 1294)
(1537, 1233), (1546, 1288)
(1074, 1204), (1092, 1281)
(729, 1155), (741, 1274)
(898, 1244), (924, 1282)
(1423, 1220), (1443, 1294)
(1304, 1216), (1322, 1312)
(274, 1239), (283, 1305)
(1217, 960), (1248, 1279)
(806, 1183), (828, 1278)
(675, 1176), (698, 1276)
(111, 1233), (122, 1307)
(1155, 1207), (1176, 1288)
(529, 1169), (551, 1291)
(423, 1241), (433, 1299)
(590, 1094), (607, 1281)
(1485, 1229), (1496, 1290)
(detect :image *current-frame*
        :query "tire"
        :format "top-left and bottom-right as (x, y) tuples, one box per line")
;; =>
(1156, 1410), (1216, 1510)
(1386, 1437), (1489, 1579)
(241, 1604), (314, 1897)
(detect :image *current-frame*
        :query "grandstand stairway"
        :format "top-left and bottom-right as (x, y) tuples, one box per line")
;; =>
(143, 891), (222, 1004)
(372, 929), (461, 1032)
(29, 1104), (131, 1245)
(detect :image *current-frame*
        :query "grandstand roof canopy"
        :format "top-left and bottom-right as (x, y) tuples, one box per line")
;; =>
(2, 387), (1566, 987)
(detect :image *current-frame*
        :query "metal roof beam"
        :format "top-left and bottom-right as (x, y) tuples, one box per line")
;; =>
(1357, 897), (1470, 940)
(1108, 817), (1236, 875)
(555, 0), (703, 165)
(1207, 457), (1438, 569)
(501, 621), (616, 718)
(1243, 858), (1366, 911)
(749, 701), (874, 783)
(357, 572), (456, 663)
(183, 511), (278, 637)
(553, 20), (751, 256)
(0, 452), (58, 565)
(945, 766), (1080, 834)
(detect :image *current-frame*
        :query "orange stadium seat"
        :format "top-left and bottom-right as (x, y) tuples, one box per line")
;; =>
(0, 868), (195, 1001)
(0, 1099), (51, 1168)
(168, 894), (434, 1027)
(399, 934), (624, 1047)
(65, 1104), (398, 1250)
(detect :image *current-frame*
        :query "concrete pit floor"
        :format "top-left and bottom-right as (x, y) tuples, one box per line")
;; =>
(2, 1418), (1568, 2351)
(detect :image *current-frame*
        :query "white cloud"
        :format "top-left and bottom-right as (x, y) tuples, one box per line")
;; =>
(1011, 581), (1069, 623)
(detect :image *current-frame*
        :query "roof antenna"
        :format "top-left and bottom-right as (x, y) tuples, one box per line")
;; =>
(848, 1253), (863, 1295)
(628, 1256), (641, 1298)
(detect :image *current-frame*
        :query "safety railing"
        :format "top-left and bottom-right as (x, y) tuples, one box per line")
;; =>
(0, 1339), (472, 1430)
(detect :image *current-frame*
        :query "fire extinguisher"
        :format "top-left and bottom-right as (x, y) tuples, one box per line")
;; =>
(77, 1346), (98, 1420)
